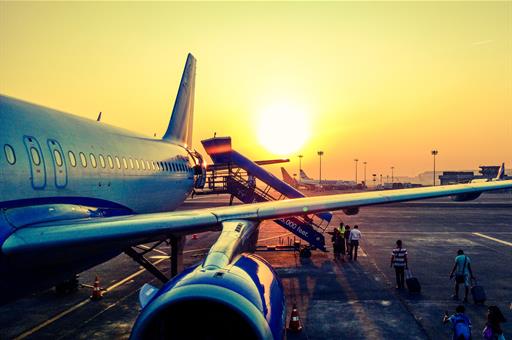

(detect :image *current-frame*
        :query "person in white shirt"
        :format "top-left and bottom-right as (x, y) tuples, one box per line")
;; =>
(349, 225), (362, 260)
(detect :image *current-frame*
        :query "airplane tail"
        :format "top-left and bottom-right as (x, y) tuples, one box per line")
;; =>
(162, 53), (196, 147)
(300, 169), (312, 180)
(281, 167), (297, 186)
(496, 162), (505, 180)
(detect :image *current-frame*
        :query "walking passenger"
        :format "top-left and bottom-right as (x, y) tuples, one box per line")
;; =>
(390, 240), (408, 289)
(483, 305), (506, 340)
(349, 225), (362, 260)
(443, 305), (472, 340)
(449, 249), (475, 303)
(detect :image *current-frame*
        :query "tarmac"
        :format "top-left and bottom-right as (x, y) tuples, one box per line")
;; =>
(1, 192), (511, 339)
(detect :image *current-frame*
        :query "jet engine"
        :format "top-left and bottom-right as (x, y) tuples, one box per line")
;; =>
(450, 192), (481, 202)
(130, 253), (285, 340)
(343, 207), (359, 215)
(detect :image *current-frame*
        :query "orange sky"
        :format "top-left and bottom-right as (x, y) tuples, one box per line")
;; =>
(1, 2), (511, 180)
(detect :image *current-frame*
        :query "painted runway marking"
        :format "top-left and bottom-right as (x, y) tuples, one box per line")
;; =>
(14, 257), (167, 339)
(473, 232), (512, 247)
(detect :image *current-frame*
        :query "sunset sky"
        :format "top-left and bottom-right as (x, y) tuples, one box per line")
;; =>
(1, 2), (510, 180)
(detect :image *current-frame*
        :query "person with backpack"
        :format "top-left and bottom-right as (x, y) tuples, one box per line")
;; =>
(483, 305), (506, 340)
(443, 305), (472, 340)
(449, 249), (475, 303)
(390, 240), (408, 289)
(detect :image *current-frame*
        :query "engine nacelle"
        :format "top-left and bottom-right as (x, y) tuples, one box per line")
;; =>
(343, 207), (359, 215)
(450, 192), (482, 202)
(130, 253), (285, 340)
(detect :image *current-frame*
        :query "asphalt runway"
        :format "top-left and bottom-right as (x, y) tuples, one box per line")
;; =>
(1, 192), (511, 339)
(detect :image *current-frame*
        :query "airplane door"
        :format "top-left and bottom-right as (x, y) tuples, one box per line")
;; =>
(23, 136), (46, 189)
(47, 139), (68, 188)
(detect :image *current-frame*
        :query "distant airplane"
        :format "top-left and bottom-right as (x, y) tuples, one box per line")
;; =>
(1, 54), (511, 339)
(281, 167), (358, 190)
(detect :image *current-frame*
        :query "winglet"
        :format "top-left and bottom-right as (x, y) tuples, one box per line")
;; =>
(162, 53), (196, 147)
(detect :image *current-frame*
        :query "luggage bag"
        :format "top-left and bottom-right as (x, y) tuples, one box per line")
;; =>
(406, 269), (421, 293)
(471, 279), (486, 304)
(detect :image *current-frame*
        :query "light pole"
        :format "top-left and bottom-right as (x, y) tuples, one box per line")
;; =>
(354, 158), (359, 183)
(317, 151), (324, 186)
(431, 150), (438, 186)
(380, 174), (383, 185)
(391, 166), (395, 183)
(372, 174), (377, 188)
(363, 161), (367, 185)
(298, 155), (303, 179)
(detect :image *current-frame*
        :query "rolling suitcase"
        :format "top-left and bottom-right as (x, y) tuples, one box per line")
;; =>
(471, 279), (486, 304)
(406, 269), (421, 293)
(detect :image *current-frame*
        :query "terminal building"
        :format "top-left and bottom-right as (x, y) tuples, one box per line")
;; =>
(439, 165), (510, 185)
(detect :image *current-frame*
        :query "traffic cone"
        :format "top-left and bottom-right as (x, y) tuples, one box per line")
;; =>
(192, 234), (198, 240)
(287, 303), (303, 332)
(90, 275), (103, 301)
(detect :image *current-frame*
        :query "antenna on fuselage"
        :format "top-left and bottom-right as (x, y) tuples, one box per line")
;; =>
(97, 112), (102, 122)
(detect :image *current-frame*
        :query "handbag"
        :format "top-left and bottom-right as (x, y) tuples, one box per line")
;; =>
(455, 256), (467, 284)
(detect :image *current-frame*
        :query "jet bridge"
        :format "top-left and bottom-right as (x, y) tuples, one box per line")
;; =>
(196, 137), (332, 251)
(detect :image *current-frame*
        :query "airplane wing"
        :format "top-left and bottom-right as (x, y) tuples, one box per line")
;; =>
(3, 179), (512, 256)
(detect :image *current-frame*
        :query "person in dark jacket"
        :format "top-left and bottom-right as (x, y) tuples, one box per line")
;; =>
(344, 226), (351, 255)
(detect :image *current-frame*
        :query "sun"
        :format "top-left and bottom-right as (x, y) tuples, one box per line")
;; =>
(257, 102), (311, 156)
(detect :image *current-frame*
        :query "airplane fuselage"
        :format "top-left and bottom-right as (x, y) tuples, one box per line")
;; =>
(0, 95), (195, 215)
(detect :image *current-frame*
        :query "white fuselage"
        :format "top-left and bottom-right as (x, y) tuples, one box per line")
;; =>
(0, 95), (195, 213)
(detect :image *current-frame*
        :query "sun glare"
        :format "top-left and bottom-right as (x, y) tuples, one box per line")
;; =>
(257, 102), (311, 156)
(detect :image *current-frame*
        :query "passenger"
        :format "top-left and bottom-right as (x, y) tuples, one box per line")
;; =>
(338, 222), (346, 259)
(449, 249), (475, 303)
(483, 305), (506, 340)
(390, 240), (408, 289)
(344, 226), (351, 254)
(443, 305), (472, 340)
(348, 225), (362, 260)
(332, 228), (344, 262)
(330, 227), (340, 260)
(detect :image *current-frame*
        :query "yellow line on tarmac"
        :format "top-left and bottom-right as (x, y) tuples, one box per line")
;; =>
(14, 257), (167, 340)
(473, 232), (512, 247)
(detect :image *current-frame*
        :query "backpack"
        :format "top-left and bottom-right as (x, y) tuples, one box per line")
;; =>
(453, 315), (471, 340)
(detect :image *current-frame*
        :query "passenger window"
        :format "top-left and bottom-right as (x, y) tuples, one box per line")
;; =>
(129, 158), (134, 169)
(99, 154), (106, 168)
(90, 153), (97, 168)
(107, 155), (114, 169)
(146, 160), (150, 170)
(152, 161), (156, 171)
(141, 159), (146, 170)
(164, 162), (168, 171)
(135, 159), (140, 170)
(30, 147), (41, 166)
(68, 151), (76, 167)
(4, 144), (16, 165)
(122, 157), (128, 169)
(80, 152), (87, 167)
(114, 156), (120, 169)
(53, 149), (63, 167)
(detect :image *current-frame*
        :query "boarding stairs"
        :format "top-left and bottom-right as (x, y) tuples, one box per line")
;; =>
(195, 137), (332, 251)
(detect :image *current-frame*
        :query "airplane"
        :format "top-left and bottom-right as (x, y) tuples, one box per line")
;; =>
(281, 167), (359, 190)
(1, 54), (511, 339)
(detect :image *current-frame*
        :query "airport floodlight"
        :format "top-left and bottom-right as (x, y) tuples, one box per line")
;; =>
(354, 158), (359, 183)
(431, 150), (439, 186)
(391, 166), (395, 183)
(363, 161), (367, 185)
(317, 151), (324, 186)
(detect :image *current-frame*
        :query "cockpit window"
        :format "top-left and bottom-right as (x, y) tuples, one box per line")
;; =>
(30, 147), (41, 166)
(4, 144), (16, 165)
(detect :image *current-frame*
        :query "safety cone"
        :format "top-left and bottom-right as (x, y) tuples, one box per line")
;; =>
(192, 234), (198, 240)
(287, 303), (303, 332)
(90, 275), (103, 301)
